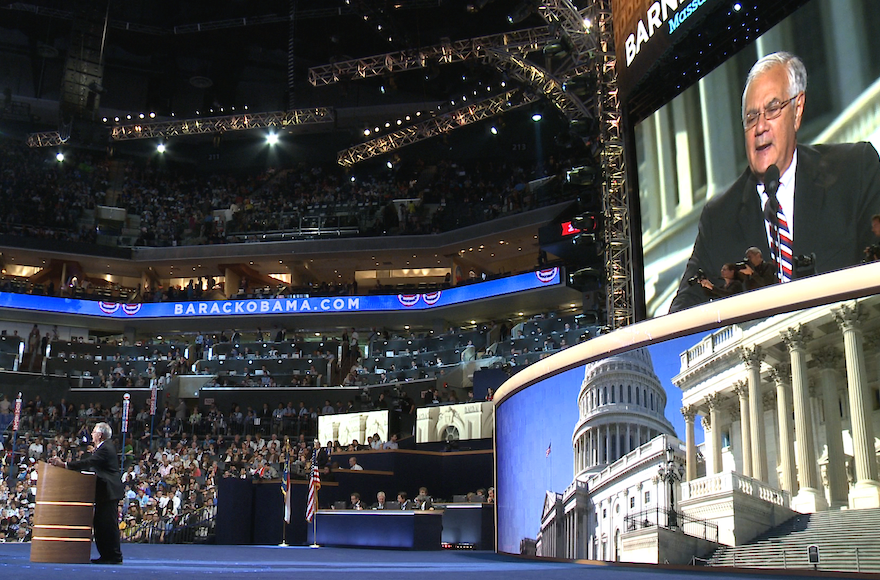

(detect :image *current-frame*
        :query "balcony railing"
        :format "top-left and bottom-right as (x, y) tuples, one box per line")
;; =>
(624, 506), (719, 543)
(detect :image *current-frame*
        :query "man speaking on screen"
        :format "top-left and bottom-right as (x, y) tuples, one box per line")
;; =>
(670, 51), (880, 312)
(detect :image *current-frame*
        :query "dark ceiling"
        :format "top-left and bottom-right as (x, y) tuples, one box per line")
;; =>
(0, 0), (551, 123)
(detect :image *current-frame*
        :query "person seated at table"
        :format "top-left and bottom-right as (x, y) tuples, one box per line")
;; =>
(415, 487), (433, 510)
(348, 456), (364, 470)
(349, 492), (366, 510)
(397, 491), (411, 510)
(373, 491), (388, 510)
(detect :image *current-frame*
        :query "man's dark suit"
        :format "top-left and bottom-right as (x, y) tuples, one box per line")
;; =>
(671, 142), (880, 312)
(67, 441), (124, 562)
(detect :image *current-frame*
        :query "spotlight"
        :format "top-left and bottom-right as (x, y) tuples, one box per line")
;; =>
(363, 128), (371, 136)
(267, 132), (279, 145)
(490, 126), (498, 135)
(531, 112), (543, 122)
(386, 161), (393, 169)
(157, 143), (166, 153)
(55, 152), (64, 162)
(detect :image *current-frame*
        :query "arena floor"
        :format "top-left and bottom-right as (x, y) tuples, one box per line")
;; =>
(0, 543), (867, 580)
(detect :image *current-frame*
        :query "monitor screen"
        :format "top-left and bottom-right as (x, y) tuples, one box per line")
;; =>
(495, 266), (880, 560)
(632, 0), (880, 317)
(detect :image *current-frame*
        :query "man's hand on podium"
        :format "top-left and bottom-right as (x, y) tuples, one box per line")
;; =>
(50, 456), (67, 468)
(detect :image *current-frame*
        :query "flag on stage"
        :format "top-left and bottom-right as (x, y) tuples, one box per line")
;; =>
(281, 456), (291, 524)
(306, 447), (321, 522)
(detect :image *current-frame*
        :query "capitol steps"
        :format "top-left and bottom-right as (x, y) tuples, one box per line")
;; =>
(707, 508), (880, 573)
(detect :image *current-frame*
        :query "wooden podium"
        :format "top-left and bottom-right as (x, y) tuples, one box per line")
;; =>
(31, 462), (96, 563)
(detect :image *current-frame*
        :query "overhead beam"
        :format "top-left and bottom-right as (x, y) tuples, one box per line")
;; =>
(27, 108), (334, 146)
(308, 26), (555, 86)
(336, 89), (538, 167)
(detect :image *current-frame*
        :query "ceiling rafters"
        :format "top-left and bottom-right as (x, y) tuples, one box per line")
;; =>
(336, 89), (539, 167)
(308, 26), (554, 86)
(26, 108), (334, 147)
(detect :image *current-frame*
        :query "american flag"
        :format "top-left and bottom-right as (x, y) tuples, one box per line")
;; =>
(546, 441), (552, 457)
(281, 456), (291, 524)
(306, 447), (321, 522)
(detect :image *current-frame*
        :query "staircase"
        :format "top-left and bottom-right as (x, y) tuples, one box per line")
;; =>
(707, 508), (880, 572)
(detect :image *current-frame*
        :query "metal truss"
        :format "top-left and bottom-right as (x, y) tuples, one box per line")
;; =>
(27, 109), (334, 147)
(336, 89), (538, 167)
(110, 108), (334, 141)
(482, 49), (594, 120)
(592, 0), (633, 329)
(308, 26), (554, 86)
(27, 131), (65, 148)
(536, 0), (598, 63)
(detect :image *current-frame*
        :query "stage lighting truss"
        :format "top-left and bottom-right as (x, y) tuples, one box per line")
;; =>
(592, 0), (633, 330)
(336, 89), (539, 167)
(482, 49), (595, 120)
(535, 0), (597, 63)
(308, 26), (556, 87)
(26, 108), (335, 147)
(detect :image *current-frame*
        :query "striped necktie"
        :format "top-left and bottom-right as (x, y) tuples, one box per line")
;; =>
(767, 201), (792, 282)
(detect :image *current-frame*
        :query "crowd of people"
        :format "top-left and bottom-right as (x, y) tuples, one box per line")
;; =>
(0, 136), (584, 250)
(0, 408), (494, 544)
(0, 139), (110, 243)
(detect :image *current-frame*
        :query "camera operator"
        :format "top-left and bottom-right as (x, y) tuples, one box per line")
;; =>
(737, 247), (777, 290)
(864, 214), (880, 262)
(699, 264), (744, 299)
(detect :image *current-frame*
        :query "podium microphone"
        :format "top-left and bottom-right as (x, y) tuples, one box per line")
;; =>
(761, 164), (783, 279)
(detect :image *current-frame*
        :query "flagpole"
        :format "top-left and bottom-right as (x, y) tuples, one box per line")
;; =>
(279, 438), (289, 547)
(311, 515), (318, 548)
(308, 442), (320, 548)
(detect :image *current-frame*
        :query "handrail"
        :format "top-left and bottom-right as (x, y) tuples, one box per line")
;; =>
(624, 506), (719, 543)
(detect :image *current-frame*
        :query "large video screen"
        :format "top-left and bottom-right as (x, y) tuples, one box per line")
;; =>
(495, 269), (880, 562)
(635, 0), (880, 316)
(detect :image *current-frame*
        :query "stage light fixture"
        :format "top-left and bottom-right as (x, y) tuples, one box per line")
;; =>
(267, 132), (279, 145)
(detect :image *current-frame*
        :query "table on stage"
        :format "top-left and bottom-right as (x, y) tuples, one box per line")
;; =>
(307, 509), (443, 550)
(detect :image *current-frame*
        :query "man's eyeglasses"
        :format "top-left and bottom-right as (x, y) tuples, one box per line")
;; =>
(743, 93), (800, 130)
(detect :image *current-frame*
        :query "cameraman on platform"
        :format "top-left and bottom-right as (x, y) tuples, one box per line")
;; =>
(737, 247), (777, 290)
(699, 263), (744, 299)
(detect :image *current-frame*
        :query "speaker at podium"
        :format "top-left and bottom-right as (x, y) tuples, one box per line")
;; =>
(31, 462), (97, 563)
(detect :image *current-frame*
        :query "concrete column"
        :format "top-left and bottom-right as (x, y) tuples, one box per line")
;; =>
(813, 347), (848, 508)
(682, 405), (697, 481)
(705, 393), (723, 475)
(770, 365), (797, 495)
(626, 423), (631, 455)
(781, 326), (827, 512)
(743, 346), (767, 480)
(605, 424), (611, 465)
(615, 423), (621, 462)
(833, 303), (880, 509)
(733, 380), (751, 477)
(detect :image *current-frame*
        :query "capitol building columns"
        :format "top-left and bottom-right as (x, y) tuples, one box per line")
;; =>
(833, 303), (880, 509)
(743, 346), (767, 481)
(732, 380), (752, 477)
(781, 326), (828, 512)
(770, 366), (797, 496)
(682, 406), (697, 481)
(704, 393), (723, 476)
(813, 347), (849, 508)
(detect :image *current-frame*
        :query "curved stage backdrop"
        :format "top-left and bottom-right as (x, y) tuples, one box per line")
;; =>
(494, 261), (880, 560)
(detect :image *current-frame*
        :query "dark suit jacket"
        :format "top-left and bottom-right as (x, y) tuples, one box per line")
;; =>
(67, 441), (124, 502)
(671, 143), (880, 312)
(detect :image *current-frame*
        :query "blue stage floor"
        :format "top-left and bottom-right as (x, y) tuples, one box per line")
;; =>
(0, 543), (864, 580)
